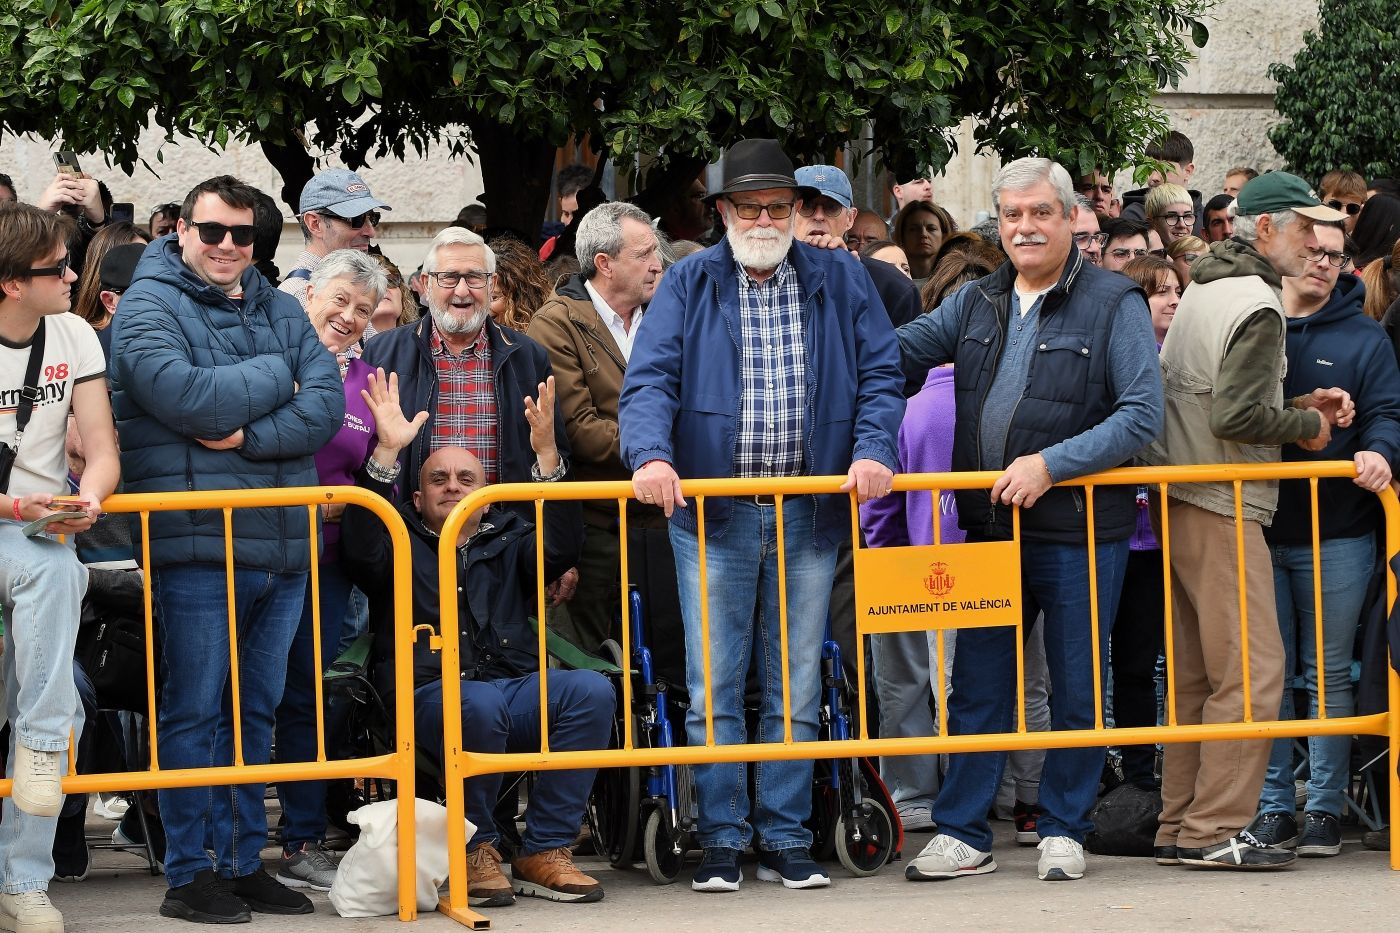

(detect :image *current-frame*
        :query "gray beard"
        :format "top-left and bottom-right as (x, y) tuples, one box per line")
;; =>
(430, 303), (488, 337)
(726, 224), (793, 272)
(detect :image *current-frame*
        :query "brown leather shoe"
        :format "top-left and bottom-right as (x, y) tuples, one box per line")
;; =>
(467, 843), (515, 908)
(511, 847), (605, 903)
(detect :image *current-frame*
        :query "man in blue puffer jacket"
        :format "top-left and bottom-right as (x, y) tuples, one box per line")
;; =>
(109, 176), (343, 924)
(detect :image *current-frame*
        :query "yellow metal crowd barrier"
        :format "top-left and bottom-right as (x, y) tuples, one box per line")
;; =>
(0, 487), (422, 922)
(434, 461), (1400, 928)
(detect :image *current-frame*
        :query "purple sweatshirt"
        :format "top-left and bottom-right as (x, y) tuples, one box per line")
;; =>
(861, 366), (964, 548)
(314, 358), (378, 561)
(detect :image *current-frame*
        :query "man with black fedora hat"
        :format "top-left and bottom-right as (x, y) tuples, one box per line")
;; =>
(620, 138), (905, 893)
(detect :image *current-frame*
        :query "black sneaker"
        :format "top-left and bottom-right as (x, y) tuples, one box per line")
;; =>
(755, 846), (830, 889)
(691, 847), (742, 893)
(1153, 845), (1180, 866)
(230, 867), (314, 914)
(1248, 811), (1299, 849)
(1296, 811), (1342, 857)
(160, 869), (251, 924)
(1013, 800), (1042, 846)
(1178, 830), (1297, 870)
(1363, 829), (1388, 851)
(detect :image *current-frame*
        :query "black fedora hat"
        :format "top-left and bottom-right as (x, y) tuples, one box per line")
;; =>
(707, 138), (818, 203)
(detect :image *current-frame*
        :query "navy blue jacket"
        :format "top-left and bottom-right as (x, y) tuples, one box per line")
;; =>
(109, 235), (344, 572)
(1268, 275), (1400, 545)
(619, 238), (905, 550)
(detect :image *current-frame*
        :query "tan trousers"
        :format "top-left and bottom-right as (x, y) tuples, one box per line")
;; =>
(1153, 497), (1284, 848)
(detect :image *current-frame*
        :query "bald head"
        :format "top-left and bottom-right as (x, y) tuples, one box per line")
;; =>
(414, 447), (488, 538)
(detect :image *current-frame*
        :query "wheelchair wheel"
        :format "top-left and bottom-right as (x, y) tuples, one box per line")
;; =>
(834, 796), (896, 877)
(587, 638), (642, 867)
(643, 807), (686, 884)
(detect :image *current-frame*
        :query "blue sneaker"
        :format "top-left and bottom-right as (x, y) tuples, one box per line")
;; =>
(755, 847), (830, 889)
(692, 847), (742, 893)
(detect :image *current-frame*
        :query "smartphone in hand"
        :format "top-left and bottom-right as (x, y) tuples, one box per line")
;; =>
(21, 498), (88, 537)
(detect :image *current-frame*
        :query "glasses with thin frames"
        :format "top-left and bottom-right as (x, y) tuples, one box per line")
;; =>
(730, 201), (794, 220)
(27, 255), (71, 277)
(1109, 247), (1148, 260)
(425, 269), (492, 289)
(189, 220), (256, 247)
(1073, 232), (1109, 248)
(1325, 199), (1362, 216)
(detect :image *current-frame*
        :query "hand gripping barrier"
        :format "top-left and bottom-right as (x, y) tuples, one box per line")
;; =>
(433, 462), (1400, 928)
(0, 487), (421, 922)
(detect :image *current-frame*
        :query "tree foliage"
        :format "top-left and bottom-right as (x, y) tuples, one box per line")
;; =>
(0, 0), (1213, 231)
(1269, 0), (1400, 181)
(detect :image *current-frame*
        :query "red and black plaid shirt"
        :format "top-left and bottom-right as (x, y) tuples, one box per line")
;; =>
(430, 325), (498, 484)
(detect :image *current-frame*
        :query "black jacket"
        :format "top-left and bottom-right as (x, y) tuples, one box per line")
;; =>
(359, 316), (571, 509)
(340, 473), (583, 691)
(1267, 275), (1400, 545)
(861, 255), (921, 330)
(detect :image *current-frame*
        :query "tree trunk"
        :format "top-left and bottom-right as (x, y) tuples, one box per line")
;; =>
(260, 139), (317, 218)
(465, 116), (557, 244)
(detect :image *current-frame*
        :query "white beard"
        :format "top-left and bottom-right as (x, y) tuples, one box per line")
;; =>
(430, 301), (488, 337)
(727, 224), (793, 272)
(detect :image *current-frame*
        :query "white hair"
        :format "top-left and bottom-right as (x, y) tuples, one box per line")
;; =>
(1229, 204), (1296, 242)
(308, 249), (388, 306)
(992, 158), (1077, 218)
(424, 225), (496, 274)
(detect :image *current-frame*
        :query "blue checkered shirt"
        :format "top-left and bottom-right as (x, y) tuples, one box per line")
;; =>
(733, 256), (807, 478)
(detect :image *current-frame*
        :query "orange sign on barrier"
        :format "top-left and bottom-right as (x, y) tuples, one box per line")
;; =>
(854, 540), (1021, 632)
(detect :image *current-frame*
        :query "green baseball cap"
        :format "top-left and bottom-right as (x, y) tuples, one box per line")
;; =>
(1235, 171), (1347, 222)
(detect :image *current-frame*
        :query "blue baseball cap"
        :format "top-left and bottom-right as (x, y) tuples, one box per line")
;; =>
(795, 165), (854, 209)
(298, 169), (391, 218)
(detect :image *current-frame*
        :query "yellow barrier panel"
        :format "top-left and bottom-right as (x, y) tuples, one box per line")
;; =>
(0, 487), (422, 922)
(434, 462), (1400, 927)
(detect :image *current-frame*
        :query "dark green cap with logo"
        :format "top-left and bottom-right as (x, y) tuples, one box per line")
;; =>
(1235, 172), (1347, 222)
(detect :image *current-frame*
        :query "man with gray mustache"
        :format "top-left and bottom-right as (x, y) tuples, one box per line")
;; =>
(894, 157), (1162, 884)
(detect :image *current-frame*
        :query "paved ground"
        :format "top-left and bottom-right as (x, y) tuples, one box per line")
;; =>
(47, 820), (1399, 932)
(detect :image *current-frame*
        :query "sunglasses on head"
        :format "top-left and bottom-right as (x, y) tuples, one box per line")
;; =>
(188, 220), (256, 247)
(1325, 199), (1362, 216)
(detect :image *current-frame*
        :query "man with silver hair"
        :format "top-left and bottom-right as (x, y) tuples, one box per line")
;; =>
(1138, 172), (1351, 870)
(621, 138), (905, 894)
(895, 157), (1162, 884)
(526, 202), (669, 653)
(360, 226), (570, 508)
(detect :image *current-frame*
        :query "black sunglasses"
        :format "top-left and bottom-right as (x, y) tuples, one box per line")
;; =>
(1325, 199), (1362, 216)
(323, 210), (381, 230)
(188, 220), (256, 247)
(27, 255), (71, 277)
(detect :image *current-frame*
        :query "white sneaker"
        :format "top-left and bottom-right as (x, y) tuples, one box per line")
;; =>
(93, 793), (129, 821)
(1037, 835), (1086, 881)
(11, 747), (62, 818)
(0, 890), (64, 933)
(898, 804), (936, 832)
(904, 833), (996, 881)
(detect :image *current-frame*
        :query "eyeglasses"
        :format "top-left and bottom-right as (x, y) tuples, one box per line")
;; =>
(1325, 199), (1362, 216)
(728, 201), (794, 220)
(1109, 247), (1148, 260)
(1149, 248), (1168, 258)
(425, 269), (492, 289)
(1072, 232), (1109, 248)
(1160, 211), (1195, 226)
(797, 197), (848, 218)
(188, 220), (256, 247)
(1180, 252), (1201, 263)
(1303, 247), (1352, 269)
(27, 255), (71, 277)
(322, 210), (382, 230)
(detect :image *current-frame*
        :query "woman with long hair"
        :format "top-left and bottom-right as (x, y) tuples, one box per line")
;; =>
(71, 221), (151, 330)
(893, 199), (958, 285)
(488, 236), (551, 332)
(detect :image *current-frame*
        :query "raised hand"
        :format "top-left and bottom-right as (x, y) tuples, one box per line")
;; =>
(361, 367), (428, 455)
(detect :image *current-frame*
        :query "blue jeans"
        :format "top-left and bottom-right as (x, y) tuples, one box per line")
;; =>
(0, 522), (86, 892)
(933, 537), (1128, 850)
(414, 670), (614, 853)
(274, 564), (353, 849)
(153, 564), (306, 888)
(669, 497), (837, 852)
(1260, 534), (1375, 818)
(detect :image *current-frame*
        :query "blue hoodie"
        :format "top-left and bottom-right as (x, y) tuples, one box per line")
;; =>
(108, 235), (343, 572)
(1268, 274), (1400, 545)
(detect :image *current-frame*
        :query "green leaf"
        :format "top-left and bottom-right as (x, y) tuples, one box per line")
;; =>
(342, 78), (361, 105)
(1190, 20), (1209, 48)
(117, 85), (135, 108)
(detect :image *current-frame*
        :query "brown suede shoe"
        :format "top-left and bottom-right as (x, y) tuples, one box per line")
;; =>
(511, 847), (605, 903)
(467, 843), (515, 908)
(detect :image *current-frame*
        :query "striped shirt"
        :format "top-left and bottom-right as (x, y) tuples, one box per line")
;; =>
(733, 256), (807, 478)
(430, 325), (499, 484)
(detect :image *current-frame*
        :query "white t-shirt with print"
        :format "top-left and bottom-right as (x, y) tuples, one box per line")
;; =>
(0, 313), (105, 497)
